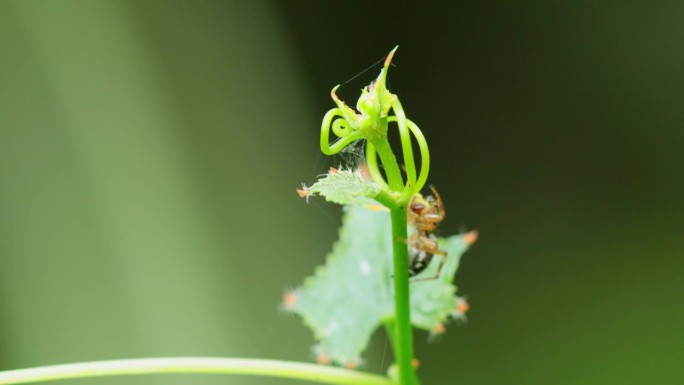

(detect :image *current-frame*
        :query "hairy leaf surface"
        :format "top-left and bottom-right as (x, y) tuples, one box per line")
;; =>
(305, 169), (381, 205)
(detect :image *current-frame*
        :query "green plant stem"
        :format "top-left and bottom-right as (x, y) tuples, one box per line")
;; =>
(372, 138), (404, 193)
(0, 358), (392, 385)
(390, 100), (417, 199)
(390, 208), (419, 385)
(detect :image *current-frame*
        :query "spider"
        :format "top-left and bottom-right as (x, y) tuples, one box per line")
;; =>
(407, 185), (448, 281)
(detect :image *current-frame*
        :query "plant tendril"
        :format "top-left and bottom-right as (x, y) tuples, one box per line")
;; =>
(319, 47), (430, 207)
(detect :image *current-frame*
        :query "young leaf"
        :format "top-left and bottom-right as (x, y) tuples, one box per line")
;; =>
(283, 204), (474, 366)
(304, 169), (382, 205)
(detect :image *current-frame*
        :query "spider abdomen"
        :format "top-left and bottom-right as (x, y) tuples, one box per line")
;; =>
(408, 248), (434, 277)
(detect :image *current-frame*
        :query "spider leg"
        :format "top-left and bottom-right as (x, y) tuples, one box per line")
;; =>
(428, 185), (446, 222)
(410, 249), (448, 282)
(430, 250), (449, 280)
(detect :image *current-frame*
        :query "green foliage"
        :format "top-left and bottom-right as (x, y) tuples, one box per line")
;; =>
(284, 203), (474, 366)
(303, 168), (382, 205)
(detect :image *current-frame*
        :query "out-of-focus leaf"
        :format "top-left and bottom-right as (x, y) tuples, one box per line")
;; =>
(283, 204), (474, 366)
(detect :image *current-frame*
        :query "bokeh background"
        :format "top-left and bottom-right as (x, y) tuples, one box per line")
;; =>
(1, 1), (682, 384)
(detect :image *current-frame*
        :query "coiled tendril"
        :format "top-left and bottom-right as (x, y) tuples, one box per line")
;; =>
(319, 47), (430, 207)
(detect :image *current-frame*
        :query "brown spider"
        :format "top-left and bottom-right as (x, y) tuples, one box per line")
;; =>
(407, 185), (448, 281)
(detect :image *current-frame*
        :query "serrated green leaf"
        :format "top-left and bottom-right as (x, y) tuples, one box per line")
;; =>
(307, 169), (382, 205)
(284, 204), (473, 366)
(410, 235), (471, 331)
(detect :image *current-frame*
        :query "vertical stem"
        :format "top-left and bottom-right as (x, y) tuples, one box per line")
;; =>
(373, 140), (404, 192)
(390, 208), (419, 385)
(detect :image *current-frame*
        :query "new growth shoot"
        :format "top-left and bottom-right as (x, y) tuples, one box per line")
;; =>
(319, 47), (430, 207)
(293, 47), (476, 385)
(299, 47), (435, 385)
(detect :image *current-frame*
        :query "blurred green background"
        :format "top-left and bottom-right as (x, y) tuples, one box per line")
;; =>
(1, 1), (682, 384)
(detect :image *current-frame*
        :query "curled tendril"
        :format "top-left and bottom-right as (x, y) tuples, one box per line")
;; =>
(318, 47), (430, 207)
(320, 109), (364, 156)
(332, 118), (354, 138)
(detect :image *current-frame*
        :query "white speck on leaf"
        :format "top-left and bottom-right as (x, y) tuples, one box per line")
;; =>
(359, 259), (372, 275)
(323, 320), (339, 336)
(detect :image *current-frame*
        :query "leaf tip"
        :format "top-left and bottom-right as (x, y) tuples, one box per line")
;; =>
(331, 85), (342, 102)
(281, 290), (299, 311)
(464, 230), (479, 245)
(296, 183), (311, 200)
(317, 354), (331, 366)
(385, 46), (399, 68)
(312, 345), (332, 365)
(432, 322), (446, 335)
(344, 358), (362, 370)
(452, 297), (469, 323)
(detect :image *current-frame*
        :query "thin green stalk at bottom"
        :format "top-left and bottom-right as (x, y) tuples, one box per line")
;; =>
(390, 208), (420, 385)
(0, 357), (392, 385)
